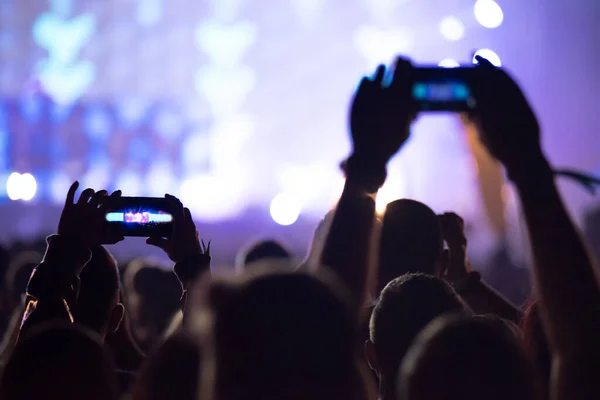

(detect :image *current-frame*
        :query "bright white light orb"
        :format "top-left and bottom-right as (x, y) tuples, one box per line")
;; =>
(439, 16), (465, 41)
(6, 172), (37, 201)
(6, 173), (22, 200)
(438, 58), (460, 68)
(474, 0), (504, 29)
(473, 48), (502, 66)
(19, 173), (37, 201)
(270, 193), (301, 226)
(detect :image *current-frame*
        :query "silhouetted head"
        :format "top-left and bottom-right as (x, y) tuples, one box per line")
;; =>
(366, 273), (466, 399)
(378, 200), (444, 294)
(236, 239), (292, 272)
(191, 265), (372, 400)
(522, 301), (550, 399)
(5, 251), (40, 309)
(132, 332), (200, 400)
(400, 314), (538, 400)
(124, 260), (182, 351)
(0, 323), (119, 400)
(76, 246), (124, 340)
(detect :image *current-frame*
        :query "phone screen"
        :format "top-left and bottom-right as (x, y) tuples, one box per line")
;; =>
(412, 67), (475, 112)
(105, 197), (173, 237)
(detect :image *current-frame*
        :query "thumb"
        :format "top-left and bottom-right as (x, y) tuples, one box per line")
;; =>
(146, 236), (169, 250)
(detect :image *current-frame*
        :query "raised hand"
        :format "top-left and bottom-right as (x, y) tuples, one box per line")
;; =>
(57, 181), (124, 247)
(345, 57), (416, 192)
(147, 195), (210, 294)
(439, 212), (471, 283)
(469, 56), (543, 178)
(146, 194), (205, 263)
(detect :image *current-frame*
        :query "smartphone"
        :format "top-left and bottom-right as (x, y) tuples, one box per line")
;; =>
(412, 67), (476, 112)
(105, 197), (173, 237)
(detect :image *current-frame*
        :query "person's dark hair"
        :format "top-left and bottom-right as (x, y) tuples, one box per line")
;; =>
(196, 265), (372, 400)
(124, 260), (181, 351)
(237, 239), (291, 270)
(76, 246), (121, 335)
(400, 315), (539, 400)
(369, 273), (466, 385)
(522, 301), (550, 399)
(0, 323), (119, 400)
(378, 199), (443, 294)
(132, 332), (200, 400)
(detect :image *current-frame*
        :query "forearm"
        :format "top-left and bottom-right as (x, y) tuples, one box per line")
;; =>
(458, 277), (523, 323)
(174, 254), (211, 318)
(321, 177), (377, 314)
(513, 156), (600, 356)
(20, 235), (90, 338)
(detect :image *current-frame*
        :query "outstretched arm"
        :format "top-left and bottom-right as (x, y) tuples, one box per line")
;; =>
(439, 212), (523, 323)
(321, 59), (415, 317)
(20, 182), (123, 341)
(471, 57), (600, 400)
(146, 195), (210, 322)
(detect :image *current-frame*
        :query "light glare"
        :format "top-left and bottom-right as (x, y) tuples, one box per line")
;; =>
(474, 0), (504, 29)
(439, 16), (465, 41)
(270, 193), (301, 226)
(438, 58), (460, 68)
(6, 172), (37, 201)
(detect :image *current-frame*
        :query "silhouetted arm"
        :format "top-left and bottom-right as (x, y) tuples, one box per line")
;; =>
(146, 195), (210, 322)
(440, 212), (522, 323)
(321, 173), (378, 314)
(512, 155), (600, 400)
(469, 56), (600, 400)
(320, 59), (415, 317)
(19, 235), (90, 340)
(456, 273), (523, 323)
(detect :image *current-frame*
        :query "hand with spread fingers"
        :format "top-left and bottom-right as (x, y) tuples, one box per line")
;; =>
(57, 181), (124, 247)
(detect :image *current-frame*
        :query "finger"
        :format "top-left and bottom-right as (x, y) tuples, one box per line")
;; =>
(372, 64), (386, 85)
(146, 236), (169, 250)
(78, 188), (95, 204)
(89, 190), (108, 208)
(165, 194), (184, 217)
(99, 190), (122, 213)
(65, 181), (79, 206)
(475, 55), (495, 68)
(390, 57), (414, 91)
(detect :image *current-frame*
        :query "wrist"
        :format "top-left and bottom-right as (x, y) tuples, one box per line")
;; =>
(174, 253), (211, 289)
(343, 153), (387, 194)
(505, 151), (552, 185)
(44, 235), (91, 274)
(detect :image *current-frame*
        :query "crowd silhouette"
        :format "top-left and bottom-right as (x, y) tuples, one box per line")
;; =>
(0, 55), (598, 400)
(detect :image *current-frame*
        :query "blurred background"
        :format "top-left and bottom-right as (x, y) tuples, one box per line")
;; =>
(0, 0), (598, 290)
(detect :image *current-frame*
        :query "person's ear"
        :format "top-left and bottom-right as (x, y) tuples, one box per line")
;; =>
(365, 340), (380, 376)
(109, 303), (125, 333)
